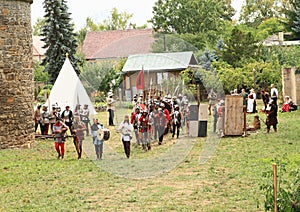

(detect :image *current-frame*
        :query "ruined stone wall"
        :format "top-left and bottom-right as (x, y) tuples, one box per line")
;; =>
(0, 0), (34, 149)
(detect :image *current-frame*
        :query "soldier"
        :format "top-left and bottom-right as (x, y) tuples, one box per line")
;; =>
(71, 116), (86, 159)
(53, 117), (69, 159)
(156, 108), (167, 145)
(61, 105), (74, 134)
(49, 104), (57, 134)
(139, 110), (151, 151)
(130, 107), (142, 146)
(80, 104), (90, 135)
(41, 105), (50, 135)
(34, 104), (42, 133)
(171, 105), (183, 139)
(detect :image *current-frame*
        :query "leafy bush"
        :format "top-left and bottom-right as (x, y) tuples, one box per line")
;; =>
(259, 155), (300, 211)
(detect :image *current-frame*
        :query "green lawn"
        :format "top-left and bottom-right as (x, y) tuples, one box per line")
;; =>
(0, 102), (299, 211)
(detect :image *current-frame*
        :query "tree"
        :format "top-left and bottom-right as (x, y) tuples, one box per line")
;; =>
(102, 7), (133, 30)
(292, 6), (300, 37)
(77, 8), (136, 45)
(256, 17), (286, 40)
(219, 26), (260, 68)
(150, 0), (234, 34)
(239, 0), (286, 27)
(80, 59), (124, 95)
(32, 18), (46, 36)
(41, 0), (81, 84)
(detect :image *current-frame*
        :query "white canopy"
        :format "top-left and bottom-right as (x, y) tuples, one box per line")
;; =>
(47, 57), (97, 115)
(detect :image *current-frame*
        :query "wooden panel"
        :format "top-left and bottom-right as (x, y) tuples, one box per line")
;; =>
(189, 121), (198, 137)
(199, 104), (208, 121)
(224, 95), (244, 136)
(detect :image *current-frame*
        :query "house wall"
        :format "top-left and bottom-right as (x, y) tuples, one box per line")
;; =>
(123, 70), (181, 101)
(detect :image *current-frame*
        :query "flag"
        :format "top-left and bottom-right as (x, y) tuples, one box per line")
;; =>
(136, 69), (144, 90)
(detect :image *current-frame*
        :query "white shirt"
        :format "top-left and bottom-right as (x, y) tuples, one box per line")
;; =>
(270, 88), (278, 98)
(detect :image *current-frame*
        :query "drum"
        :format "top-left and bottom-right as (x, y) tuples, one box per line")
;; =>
(97, 128), (110, 141)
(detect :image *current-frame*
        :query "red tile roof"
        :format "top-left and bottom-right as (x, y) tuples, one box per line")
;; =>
(82, 29), (155, 60)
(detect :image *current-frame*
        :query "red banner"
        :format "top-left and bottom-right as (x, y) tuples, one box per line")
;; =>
(136, 70), (144, 90)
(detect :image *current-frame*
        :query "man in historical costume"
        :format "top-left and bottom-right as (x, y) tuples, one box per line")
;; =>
(80, 104), (90, 135)
(71, 116), (86, 159)
(49, 105), (57, 134)
(130, 107), (142, 146)
(266, 100), (278, 133)
(160, 103), (171, 134)
(208, 89), (217, 115)
(261, 88), (270, 111)
(240, 89), (248, 107)
(171, 105), (183, 139)
(90, 118), (104, 160)
(139, 110), (151, 151)
(213, 99), (220, 133)
(73, 104), (82, 119)
(270, 84), (279, 108)
(107, 92), (115, 126)
(41, 105), (50, 135)
(156, 108), (168, 145)
(53, 117), (69, 159)
(61, 105), (73, 134)
(34, 104), (42, 133)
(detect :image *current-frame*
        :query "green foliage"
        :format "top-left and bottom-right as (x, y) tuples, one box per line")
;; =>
(292, 6), (300, 36)
(151, 33), (199, 53)
(219, 26), (260, 68)
(150, 0), (234, 34)
(41, 0), (81, 84)
(79, 60), (124, 95)
(256, 17), (286, 40)
(32, 18), (46, 36)
(239, 0), (287, 27)
(33, 62), (48, 82)
(259, 155), (300, 211)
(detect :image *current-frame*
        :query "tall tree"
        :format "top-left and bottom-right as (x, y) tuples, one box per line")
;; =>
(150, 0), (234, 34)
(41, 0), (80, 84)
(219, 26), (260, 68)
(239, 0), (287, 27)
(291, 5), (300, 37)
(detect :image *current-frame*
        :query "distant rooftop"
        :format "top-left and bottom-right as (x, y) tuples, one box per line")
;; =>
(82, 29), (155, 60)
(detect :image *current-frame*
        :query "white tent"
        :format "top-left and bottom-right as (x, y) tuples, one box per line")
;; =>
(47, 57), (97, 115)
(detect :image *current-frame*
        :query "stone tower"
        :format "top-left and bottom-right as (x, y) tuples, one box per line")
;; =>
(0, 0), (35, 149)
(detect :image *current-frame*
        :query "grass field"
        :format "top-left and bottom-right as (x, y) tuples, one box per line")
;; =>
(0, 101), (299, 211)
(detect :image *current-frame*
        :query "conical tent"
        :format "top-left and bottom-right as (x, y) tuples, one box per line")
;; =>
(47, 57), (97, 115)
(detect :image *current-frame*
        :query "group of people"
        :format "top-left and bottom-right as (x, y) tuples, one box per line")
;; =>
(208, 83), (293, 135)
(116, 93), (190, 158)
(34, 103), (106, 160)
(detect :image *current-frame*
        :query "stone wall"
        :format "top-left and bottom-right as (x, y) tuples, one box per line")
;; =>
(0, 0), (34, 149)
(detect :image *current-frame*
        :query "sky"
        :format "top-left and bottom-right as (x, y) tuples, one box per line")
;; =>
(31, 0), (244, 31)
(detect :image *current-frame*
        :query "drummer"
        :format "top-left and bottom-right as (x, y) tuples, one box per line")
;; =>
(90, 118), (104, 160)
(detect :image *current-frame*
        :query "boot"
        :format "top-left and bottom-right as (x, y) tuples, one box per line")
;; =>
(267, 129), (270, 133)
(274, 128), (277, 133)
